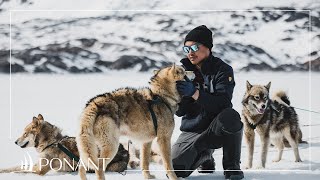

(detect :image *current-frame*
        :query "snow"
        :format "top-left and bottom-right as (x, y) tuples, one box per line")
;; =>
(0, 71), (319, 179)
(0, 0), (320, 179)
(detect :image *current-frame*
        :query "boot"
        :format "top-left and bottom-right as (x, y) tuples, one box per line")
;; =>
(191, 149), (215, 173)
(197, 155), (215, 173)
(222, 127), (244, 180)
(172, 149), (214, 178)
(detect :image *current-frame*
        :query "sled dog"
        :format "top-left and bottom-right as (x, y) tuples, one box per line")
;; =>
(0, 114), (128, 175)
(123, 139), (163, 169)
(242, 81), (303, 169)
(77, 64), (185, 180)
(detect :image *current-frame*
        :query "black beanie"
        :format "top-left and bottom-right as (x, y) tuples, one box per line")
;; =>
(184, 25), (213, 49)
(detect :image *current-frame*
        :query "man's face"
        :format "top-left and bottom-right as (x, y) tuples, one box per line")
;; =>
(184, 41), (210, 65)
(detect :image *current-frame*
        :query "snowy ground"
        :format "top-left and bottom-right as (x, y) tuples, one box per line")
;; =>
(0, 71), (319, 179)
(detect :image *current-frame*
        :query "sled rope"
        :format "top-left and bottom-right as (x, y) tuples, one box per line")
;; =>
(291, 106), (320, 115)
(291, 106), (320, 127)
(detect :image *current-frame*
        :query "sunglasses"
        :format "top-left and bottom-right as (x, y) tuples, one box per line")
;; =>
(182, 43), (201, 54)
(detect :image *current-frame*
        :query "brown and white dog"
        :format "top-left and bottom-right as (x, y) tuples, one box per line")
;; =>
(0, 114), (129, 175)
(77, 64), (185, 180)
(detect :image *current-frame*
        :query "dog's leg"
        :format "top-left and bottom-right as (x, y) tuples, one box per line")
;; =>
(96, 157), (105, 180)
(0, 166), (27, 173)
(257, 132), (269, 168)
(94, 116), (120, 180)
(0, 164), (50, 175)
(79, 165), (87, 180)
(120, 139), (140, 169)
(141, 141), (155, 179)
(157, 137), (178, 180)
(128, 141), (140, 169)
(151, 154), (163, 165)
(244, 127), (255, 169)
(284, 129), (302, 162)
(33, 163), (51, 176)
(95, 142), (119, 180)
(272, 138), (284, 162)
(0, 162), (51, 175)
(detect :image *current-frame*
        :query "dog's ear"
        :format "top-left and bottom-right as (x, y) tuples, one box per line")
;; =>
(265, 82), (271, 91)
(32, 117), (38, 123)
(153, 69), (160, 75)
(37, 114), (44, 121)
(242, 92), (249, 105)
(32, 116), (40, 127)
(170, 63), (176, 71)
(246, 81), (252, 92)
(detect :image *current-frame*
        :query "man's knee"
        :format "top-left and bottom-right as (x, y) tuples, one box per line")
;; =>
(171, 146), (180, 162)
(218, 108), (242, 133)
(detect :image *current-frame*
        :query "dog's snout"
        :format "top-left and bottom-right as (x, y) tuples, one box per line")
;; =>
(15, 140), (18, 145)
(262, 104), (266, 109)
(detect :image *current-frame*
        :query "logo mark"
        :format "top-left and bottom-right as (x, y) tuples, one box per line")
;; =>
(20, 152), (36, 172)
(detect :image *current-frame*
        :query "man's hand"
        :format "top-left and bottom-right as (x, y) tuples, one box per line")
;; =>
(176, 81), (197, 97)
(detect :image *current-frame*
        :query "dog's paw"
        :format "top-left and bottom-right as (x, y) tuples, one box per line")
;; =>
(295, 159), (302, 162)
(129, 160), (140, 169)
(272, 159), (281, 162)
(244, 164), (252, 169)
(151, 155), (163, 165)
(143, 172), (155, 179)
(255, 165), (265, 169)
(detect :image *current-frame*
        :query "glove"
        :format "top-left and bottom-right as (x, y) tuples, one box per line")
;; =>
(176, 81), (197, 97)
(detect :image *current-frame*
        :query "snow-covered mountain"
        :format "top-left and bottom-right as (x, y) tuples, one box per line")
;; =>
(0, 0), (319, 73)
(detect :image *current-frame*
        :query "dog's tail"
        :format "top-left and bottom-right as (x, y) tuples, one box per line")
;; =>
(298, 128), (308, 144)
(272, 90), (290, 107)
(77, 102), (99, 170)
(274, 91), (309, 145)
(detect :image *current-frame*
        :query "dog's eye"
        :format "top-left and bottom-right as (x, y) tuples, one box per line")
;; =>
(254, 96), (260, 100)
(263, 96), (268, 100)
(23, 133), (27, 137)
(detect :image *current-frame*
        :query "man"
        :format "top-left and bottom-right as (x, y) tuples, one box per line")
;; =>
(172, 25), (244, 180)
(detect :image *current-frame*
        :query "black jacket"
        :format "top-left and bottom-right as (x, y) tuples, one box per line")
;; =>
(177, 54), (235, 133)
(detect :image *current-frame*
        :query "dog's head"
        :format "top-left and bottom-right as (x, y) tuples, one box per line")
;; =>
(151, 64), (186, 83)
(242, 81), (271, 115)
(15, 114), (45, 148)
(150, 64), (186, 102)
(150, 64), (186, 90)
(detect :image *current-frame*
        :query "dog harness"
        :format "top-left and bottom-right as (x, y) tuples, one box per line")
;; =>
(40, 137), (128, 175)
(57, 141), (80, 162)
(248, 121), (264, 130)
(41, 136), (80, 163)
(147, 95), (173, 136)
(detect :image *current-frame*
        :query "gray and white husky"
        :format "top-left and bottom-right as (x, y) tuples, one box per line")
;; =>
(242, 81), (304, 169)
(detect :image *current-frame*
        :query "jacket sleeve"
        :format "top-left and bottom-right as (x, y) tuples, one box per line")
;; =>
(196, 68), (235, 115)
(175, 97), (195, 117)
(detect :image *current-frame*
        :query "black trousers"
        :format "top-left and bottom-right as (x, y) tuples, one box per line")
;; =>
(171, 108), (243, 178)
